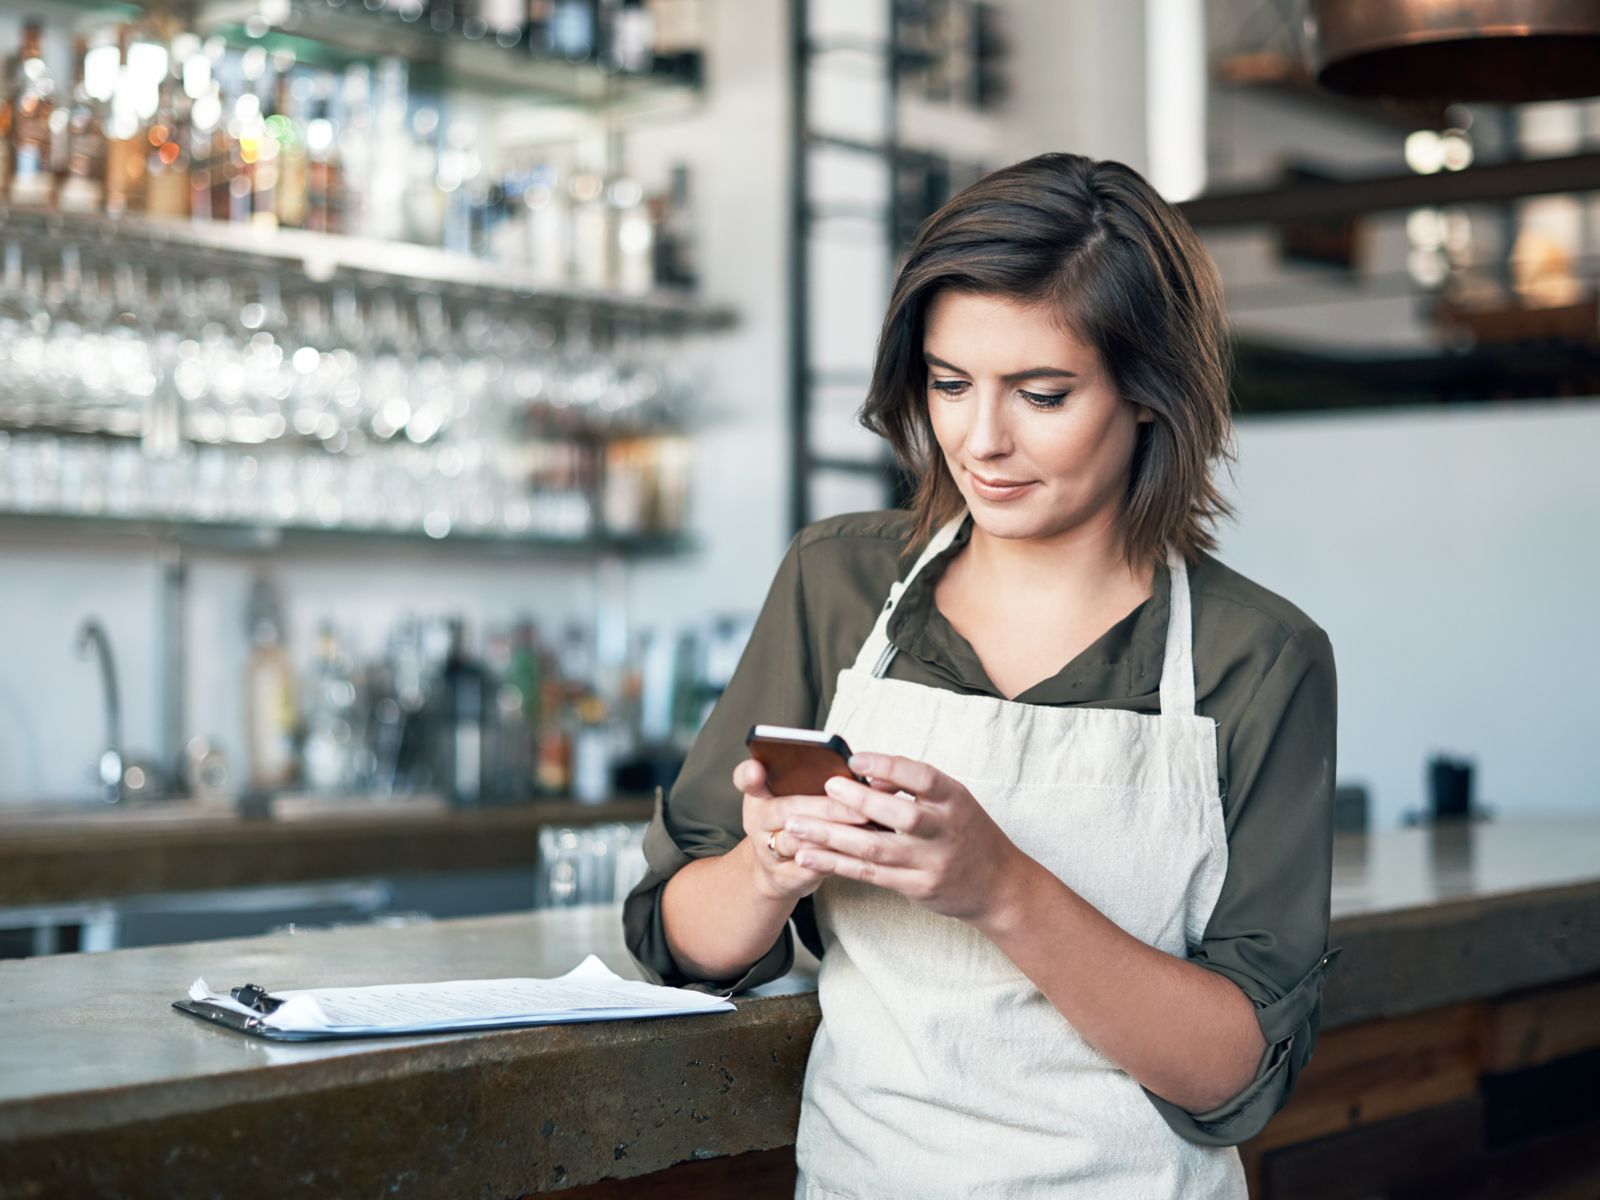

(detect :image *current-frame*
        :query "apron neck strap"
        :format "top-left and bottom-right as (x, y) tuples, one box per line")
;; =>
(1158, 547), (1197, 718)
(857, 512), (967, 678)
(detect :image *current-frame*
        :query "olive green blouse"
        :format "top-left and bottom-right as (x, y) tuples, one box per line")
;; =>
(622, 509), (1342, 1149)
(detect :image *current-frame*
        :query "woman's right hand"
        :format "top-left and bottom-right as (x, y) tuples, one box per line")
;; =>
(735, 757), (870, 902)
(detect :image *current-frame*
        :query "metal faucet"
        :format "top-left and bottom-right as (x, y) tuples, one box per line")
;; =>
(75, 618), (123, 806)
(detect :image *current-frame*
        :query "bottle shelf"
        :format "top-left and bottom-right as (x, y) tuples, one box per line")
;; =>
(46, 0), (705, 114)
(0, 208), (733, 328)
(0, 509), (696, 558)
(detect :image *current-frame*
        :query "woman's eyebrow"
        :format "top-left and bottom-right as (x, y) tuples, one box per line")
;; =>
(923, 353), (1078, 381)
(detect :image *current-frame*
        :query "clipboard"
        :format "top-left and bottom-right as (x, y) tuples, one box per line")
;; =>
(171, 999), (337, 1042)
(170, 959), (736, 1041)
(169, 998), (543, 1041)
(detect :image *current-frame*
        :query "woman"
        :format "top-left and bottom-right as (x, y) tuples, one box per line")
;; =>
(624, 152), (1341, 1198)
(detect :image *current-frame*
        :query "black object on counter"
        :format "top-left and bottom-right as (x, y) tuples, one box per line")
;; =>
(1429, 755), (1475, 820)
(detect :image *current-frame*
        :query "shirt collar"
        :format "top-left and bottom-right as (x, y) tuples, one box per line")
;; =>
(884, 512), (1172, 703)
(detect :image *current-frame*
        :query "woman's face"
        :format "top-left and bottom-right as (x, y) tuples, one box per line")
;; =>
(923, 289), (1151, 547)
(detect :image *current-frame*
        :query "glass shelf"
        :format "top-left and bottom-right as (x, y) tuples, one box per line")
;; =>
(0, 208), (733, 328)
(48, 0), (705, 115)
(199, 0), (704, 111)
(0, 509), (695, 558)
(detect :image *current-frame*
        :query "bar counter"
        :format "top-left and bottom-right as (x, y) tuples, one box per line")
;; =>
(0, 796), (654, 907)
(2, 818), (1598, 1199)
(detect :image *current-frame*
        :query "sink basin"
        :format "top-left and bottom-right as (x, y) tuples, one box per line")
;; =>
(0, 793), (450, 830)
(0, 797), (240, 829)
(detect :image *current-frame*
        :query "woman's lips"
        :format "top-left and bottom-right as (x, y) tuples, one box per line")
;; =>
(968, 472), (1038, 502)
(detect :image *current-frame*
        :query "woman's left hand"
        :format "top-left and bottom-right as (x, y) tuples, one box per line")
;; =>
(784, 751), (1030, 926)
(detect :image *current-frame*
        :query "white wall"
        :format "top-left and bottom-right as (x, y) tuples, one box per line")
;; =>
(1220, 402), (1600, 826)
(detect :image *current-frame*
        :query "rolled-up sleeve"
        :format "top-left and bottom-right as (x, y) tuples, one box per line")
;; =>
(622, 532), (821, 993)
(1143, 627), (1343, 1146)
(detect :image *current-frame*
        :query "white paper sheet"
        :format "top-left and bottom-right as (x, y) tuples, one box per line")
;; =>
(188, 955), (732, 1034)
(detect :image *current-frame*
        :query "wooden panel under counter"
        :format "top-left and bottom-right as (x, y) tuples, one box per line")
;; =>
(0, 796), (654, 907)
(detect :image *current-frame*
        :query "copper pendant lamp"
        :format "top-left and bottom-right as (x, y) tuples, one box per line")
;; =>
(1307, 0), (1600, 102)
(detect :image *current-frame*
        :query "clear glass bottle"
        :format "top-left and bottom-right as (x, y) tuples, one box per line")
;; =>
(56, 36), (106, 214)
(8, 20), (56, 209)
(524, 160), (571, 285)
(302, 622), (359, 793)
(143, 46), (191, 219)
(270, 69), (308, 228)
(366, 56), (409, 241)
(549, 0), (598, 63)
(569, 167), (610, 288)
(245, 576), (298, 792)
(608, 0), (654, 74)
(303, 80), (343, 233)
(247, 54), (281, 228)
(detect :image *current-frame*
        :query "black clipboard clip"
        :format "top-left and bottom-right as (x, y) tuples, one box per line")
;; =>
(229, 983), (285, 1015)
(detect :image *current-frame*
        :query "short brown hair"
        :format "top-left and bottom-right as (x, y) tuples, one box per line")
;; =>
(859, 152), (1236, 568)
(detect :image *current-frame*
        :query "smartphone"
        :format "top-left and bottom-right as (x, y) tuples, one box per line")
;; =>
(745, 726), (891, 831)
(745, 725), (861, 797)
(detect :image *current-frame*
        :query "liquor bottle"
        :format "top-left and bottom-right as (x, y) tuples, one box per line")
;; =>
(402, 104), (444, 246)
(188, 79), (227, 222)
(366, 57), (408, 241)
(524, 160), (571, 286)
(534, 677), (572, 795)
(0, 57), (13, 200)
(437, 618), (488, 806)
(651, 162), (696, 290)
(488, 165), (527, 263)
(549, 0), (598, 63)
(104, 23), (159, 216)
(569, 167), (609, 287)
(303, 82), (342, 233)
(269, 70), (307, 228)
(438, 119), (482, 255)
(302, 622), (359, 793)
(571, 693), (617, 803)
(247, 57), (281, 228)
(143, 50), (191, 219)
(608, 0), (654, 74)
(8, 20), (56, 208)
(648, 0), (703, 84)
(245, 576), (298, 792)
(57, 38), (107, 214)
(498, 619), (543, 797)
(208, 52), (253, 222)
(611, 173), (652, 293)
(338, 64), (372, 234)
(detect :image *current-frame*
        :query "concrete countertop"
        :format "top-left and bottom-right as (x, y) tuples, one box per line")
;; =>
(1, 818), (1597, 1198)
(0, 796), (655, 907)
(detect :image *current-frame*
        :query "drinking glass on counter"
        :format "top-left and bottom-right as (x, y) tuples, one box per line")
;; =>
(535, 822), (648, 909)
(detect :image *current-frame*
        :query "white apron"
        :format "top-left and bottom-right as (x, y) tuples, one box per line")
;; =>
(795, 513), (1248, 1200)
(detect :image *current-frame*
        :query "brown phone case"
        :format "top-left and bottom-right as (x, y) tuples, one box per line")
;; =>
(745, 729), (891, 832)
(747, 737), (858, 798)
